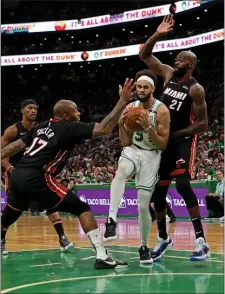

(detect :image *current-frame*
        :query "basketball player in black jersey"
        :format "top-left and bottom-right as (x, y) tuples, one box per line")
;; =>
(140, 14), (210, 261)
(1, 78), (136, 269)
(1, 99), (74, 254)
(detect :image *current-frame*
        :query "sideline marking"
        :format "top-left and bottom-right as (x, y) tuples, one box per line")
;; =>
(29, 263), (61, 267)
(108, 249), (223, 263)
(80, 255), (96, 260)
(2, 272), (223, 293)
(7, 245), (224, 256)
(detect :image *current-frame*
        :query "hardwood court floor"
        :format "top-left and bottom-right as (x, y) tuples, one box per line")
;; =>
(1, 216), (224, 293)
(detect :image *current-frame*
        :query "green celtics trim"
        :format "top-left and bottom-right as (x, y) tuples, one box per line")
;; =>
(136, 175), (159, 191)
(149, 98), (156, 112)
(153, 101), (162, 127)
(120, 154), (136, 171)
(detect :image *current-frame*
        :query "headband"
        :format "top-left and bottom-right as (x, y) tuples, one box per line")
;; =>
(137, 75), (155, 87)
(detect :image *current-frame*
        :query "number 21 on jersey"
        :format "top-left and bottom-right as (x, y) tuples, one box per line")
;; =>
(169, 99), (182, 111)
(24, 137), (47, 156)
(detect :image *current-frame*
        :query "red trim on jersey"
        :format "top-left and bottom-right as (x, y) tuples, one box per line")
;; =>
(170, 169), (186, 176)
(7, 203), (23, 212)
(44, 150), (69, 199)
(49, 118), (61, 123)
(43, 150), (67, 174)
(45, 173), (68, 199)
(159, 180), (172, 186)
(189, 135), (197, 176)
(188, 112), (197, 176)
(4, 170), (9, 194)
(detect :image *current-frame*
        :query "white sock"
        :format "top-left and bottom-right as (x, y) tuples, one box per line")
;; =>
(87, 228), (107, 260)
(137, 189), (154, 248)
(109, 157), (134, 222)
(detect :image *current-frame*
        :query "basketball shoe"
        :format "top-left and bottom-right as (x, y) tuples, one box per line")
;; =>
(151, 236), (173, 262)
(190, 237), (210, 261)
(94, 255), (128, 269)
(1, 239), (8, 255)
(59, 235), (75, 252)
(138, 245), (153, 264)
(103, 217), (117, 241)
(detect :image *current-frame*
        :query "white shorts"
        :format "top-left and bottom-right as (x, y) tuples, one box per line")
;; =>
(119, 144), (161, 190)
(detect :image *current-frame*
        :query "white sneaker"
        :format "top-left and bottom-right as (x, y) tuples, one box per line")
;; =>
(219, 216), (224, 222)
(39, 210), (47, 215)
(190, 237), (210, 261)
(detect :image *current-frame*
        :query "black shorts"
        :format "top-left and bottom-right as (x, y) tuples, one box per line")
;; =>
(158, 135), (197, 182)
(7, 167), (90, 216)
(7, 167), (69, 211)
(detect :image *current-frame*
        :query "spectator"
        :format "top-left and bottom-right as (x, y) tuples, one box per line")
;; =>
(68, 179), (75, 191)
(61, 178), (69, 188)
(205, 170), (224, 218)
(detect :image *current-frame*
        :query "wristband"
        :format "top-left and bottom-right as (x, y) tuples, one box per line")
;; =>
(6, 166), (14, 173)
(145, 125), (152, 131)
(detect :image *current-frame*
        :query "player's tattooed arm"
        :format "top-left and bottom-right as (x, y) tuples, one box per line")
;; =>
(1, 139), (27, 160)
(1, 125), (18, 172)
(92, 79), (136, 138)
(175, 83), (208, 136)
(118, 104), (133, 147)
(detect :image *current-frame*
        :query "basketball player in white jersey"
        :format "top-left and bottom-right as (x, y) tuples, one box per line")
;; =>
(104, 69), (170, 263)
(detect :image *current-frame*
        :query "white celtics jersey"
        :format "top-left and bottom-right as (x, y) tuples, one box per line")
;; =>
(132, 99), (163, 150)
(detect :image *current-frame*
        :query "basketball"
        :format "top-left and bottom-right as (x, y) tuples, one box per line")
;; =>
(124, 107), (147, 132)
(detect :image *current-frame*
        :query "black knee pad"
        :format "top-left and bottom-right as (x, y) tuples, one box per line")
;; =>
(57, 191), (91, 217)
(153, 184), (169, 213)
(176, 173), (198, 208)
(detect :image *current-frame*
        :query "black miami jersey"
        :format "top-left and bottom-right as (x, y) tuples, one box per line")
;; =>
(9, 122), (36, 166)
(161, 76), (197, 132)
(17, 118), (95, 176)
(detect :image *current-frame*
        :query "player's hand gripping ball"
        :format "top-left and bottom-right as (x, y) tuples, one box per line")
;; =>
(124, 107), (147, 132)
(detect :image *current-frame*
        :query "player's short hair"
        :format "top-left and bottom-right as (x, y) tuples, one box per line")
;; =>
(135, 69), (157, 86)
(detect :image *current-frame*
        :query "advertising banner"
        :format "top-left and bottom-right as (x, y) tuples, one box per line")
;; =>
(77, 186), (208, 217)
(1, 29), (223, 66)
(1, 1), (204, 34)
(0, 185), (208, 216)
(1, 186), (7, 211)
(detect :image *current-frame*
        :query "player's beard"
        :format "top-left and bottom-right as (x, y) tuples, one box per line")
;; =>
(173, 67), (188, 78)
(137, 93), (151, 103)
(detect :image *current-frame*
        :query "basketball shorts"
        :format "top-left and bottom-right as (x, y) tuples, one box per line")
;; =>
(158, 135), (197, 182)
(120, 144), (161, 190)
(7, 167), (70, 211)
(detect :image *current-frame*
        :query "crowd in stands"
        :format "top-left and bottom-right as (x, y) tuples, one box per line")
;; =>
(2, 51), (223, 187)
(1, 1), (224, 188)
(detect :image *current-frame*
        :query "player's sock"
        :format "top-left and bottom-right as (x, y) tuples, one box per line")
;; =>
(109, 159), (134, 222)
(52, 220), (65, 237)
(137, 189), (153, 247)
(2, 205), (23, 229)
(87, 228), (108, 260)
(191, 216), (205, 239)
(157, 217), (168, 240)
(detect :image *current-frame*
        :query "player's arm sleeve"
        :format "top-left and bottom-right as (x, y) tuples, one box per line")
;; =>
(61, 121), (95, 143)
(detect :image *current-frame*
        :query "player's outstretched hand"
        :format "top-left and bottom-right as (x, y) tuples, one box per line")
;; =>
(156, 14), (175, 36)
(119, 78), (136, 103)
